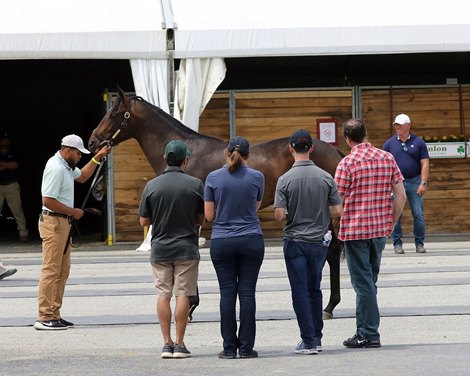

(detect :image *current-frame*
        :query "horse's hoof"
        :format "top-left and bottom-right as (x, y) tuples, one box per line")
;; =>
(323, 310), (333, 320)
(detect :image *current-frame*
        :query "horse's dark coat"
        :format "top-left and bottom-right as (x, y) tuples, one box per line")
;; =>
(89, 89), (344, 317)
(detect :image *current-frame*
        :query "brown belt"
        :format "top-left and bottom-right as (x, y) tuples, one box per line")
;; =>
(42, 210), (71, 220)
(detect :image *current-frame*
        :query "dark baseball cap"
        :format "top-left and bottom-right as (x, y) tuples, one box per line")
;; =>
(0, 131), (9, 139)
(164, 140), (190, 160)
(227, 136), (250, 157)
(290, 129), (313, 149)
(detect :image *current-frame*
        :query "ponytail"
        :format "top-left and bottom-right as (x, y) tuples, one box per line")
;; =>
(226, 149), (246, 173)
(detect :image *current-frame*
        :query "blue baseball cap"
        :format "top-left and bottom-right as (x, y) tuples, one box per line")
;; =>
(227, 136), (250, 157)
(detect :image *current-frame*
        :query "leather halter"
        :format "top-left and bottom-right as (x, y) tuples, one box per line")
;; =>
(93, 96), (141, 148)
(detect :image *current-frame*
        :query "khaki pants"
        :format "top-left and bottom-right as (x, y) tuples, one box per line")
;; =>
(37, 214), (71, 321)
(0, 181), (28, 237)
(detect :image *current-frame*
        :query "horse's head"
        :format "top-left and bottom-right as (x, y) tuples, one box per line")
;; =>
(88, 87), (136, 153)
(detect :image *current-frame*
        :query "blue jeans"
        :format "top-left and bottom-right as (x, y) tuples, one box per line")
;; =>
(392, 176), (425, 247)
(210, 235), (264, 355)
(344, 237), (386, 341)
(283, 238), (327, 347)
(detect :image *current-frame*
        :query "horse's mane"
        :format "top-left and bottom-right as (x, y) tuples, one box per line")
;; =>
(131, 95), (222, 141)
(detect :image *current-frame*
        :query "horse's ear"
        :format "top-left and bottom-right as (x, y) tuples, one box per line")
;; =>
(116, 85), (127, 99)
(116, 84), (130, 106)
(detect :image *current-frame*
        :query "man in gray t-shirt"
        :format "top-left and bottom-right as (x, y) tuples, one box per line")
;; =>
(139, 140), (204, 359)
(274, 129), (343, 355)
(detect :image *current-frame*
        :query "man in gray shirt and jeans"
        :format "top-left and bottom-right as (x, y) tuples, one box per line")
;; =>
(274, 129), (343, 355)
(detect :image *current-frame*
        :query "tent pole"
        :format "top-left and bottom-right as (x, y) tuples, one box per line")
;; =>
(167, 29), (175, 116)
(160, 0), (176, 116)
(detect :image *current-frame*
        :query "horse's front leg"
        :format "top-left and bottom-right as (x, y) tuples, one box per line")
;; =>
(323, 228), (342, 319)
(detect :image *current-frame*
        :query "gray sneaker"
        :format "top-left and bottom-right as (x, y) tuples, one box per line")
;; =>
(416, 245), (427, 253)
(394, 246), (405, 254)
(294, 340), (318, 355)
(173, 344), (191, 358)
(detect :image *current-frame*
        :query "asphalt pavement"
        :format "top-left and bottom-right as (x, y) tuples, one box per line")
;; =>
(1, 237), (470, 376)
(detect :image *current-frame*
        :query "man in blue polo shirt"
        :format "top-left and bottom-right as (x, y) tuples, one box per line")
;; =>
(383, 114), (430, 254)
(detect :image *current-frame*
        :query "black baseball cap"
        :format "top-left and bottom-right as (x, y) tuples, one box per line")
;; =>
(290, 129), (312, 149)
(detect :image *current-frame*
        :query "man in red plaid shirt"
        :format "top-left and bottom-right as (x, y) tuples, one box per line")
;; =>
(334, 119), (406, 349)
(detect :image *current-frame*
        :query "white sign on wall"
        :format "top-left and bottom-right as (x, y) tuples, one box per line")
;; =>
(426, 142), (466, 158)
(316, 118), (338, 145)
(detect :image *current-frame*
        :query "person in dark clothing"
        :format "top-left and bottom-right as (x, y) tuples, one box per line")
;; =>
(139, 140), (204, 359)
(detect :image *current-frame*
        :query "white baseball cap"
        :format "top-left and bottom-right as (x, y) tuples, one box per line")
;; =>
(61, 134), (90, 154)
(393, 114), (411, 125)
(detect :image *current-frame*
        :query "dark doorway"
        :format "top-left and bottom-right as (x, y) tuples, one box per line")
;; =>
(0, 60), (134, 242)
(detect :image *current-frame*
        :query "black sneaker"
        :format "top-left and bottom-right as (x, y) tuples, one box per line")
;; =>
(218, 351), (237, 359)
(343, 334), (381, 348)
(34, 320), (67, 330)
(239, 350), (258, 359)
(173, 344), (191, 358)
(161, 343), (174, 359)
(0, 268), (17, 280)
(58, 318), (74, 328)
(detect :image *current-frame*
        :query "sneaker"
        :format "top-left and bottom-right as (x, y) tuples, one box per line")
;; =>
(343, 334), (381, 348)
(0, 268), (17, 280)
(33, 320), (67, 330)
(416, 245), (427, 253)
(239, 350), (258, 359)
(161, 343), (174, 359)
(58, 318), (74, 328)
(173, 344), (191, 358)
(218, 351), (237, 359)
(294, 341), (318, 354)
(314, 339), (322, 353)
(394, 246), (405, 254)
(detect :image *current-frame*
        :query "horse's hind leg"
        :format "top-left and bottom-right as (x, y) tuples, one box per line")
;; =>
(323, 234), (342, 319)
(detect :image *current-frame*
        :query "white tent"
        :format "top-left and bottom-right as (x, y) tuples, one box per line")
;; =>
(2, 0), (470, 60)
(172, 0), (470, 58)
(0, 0), (166, 59)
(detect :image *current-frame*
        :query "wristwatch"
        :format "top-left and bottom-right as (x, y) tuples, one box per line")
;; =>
(420, 181), (428, 187)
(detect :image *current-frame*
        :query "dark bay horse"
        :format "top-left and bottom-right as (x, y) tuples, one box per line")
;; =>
(88, 89), (344, 318)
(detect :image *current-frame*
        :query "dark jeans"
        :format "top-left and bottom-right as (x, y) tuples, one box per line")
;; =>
(283, 238), (328, 347)
(210, 234), (265, 355)
(344, 237), (386, 341)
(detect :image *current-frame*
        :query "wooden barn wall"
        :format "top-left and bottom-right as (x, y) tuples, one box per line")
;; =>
(362, 86), (470, 235)
(224, 90), (353, 238)
(113, 140), (156, 242)
(113, 86), (470, 242)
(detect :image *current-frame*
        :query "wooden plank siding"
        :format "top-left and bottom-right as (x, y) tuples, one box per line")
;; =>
(362, 87), (470, 235)
(112, 87), (470, 242)
(113, 139), (156, 241)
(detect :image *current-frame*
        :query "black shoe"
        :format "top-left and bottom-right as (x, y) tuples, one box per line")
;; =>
(0, 268), (17, 280)
(173, 344), (191, 358)
(34, 320), (67, 330)
(58, 318), (74, 327)
(239, 350), (258, 359)
(218, 351), (237, 359)
(343, 334), (381, 348)
(161, 343), (174, 359)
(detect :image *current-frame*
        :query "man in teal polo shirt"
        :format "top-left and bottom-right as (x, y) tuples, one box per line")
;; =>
(34, 134), (111, 331)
